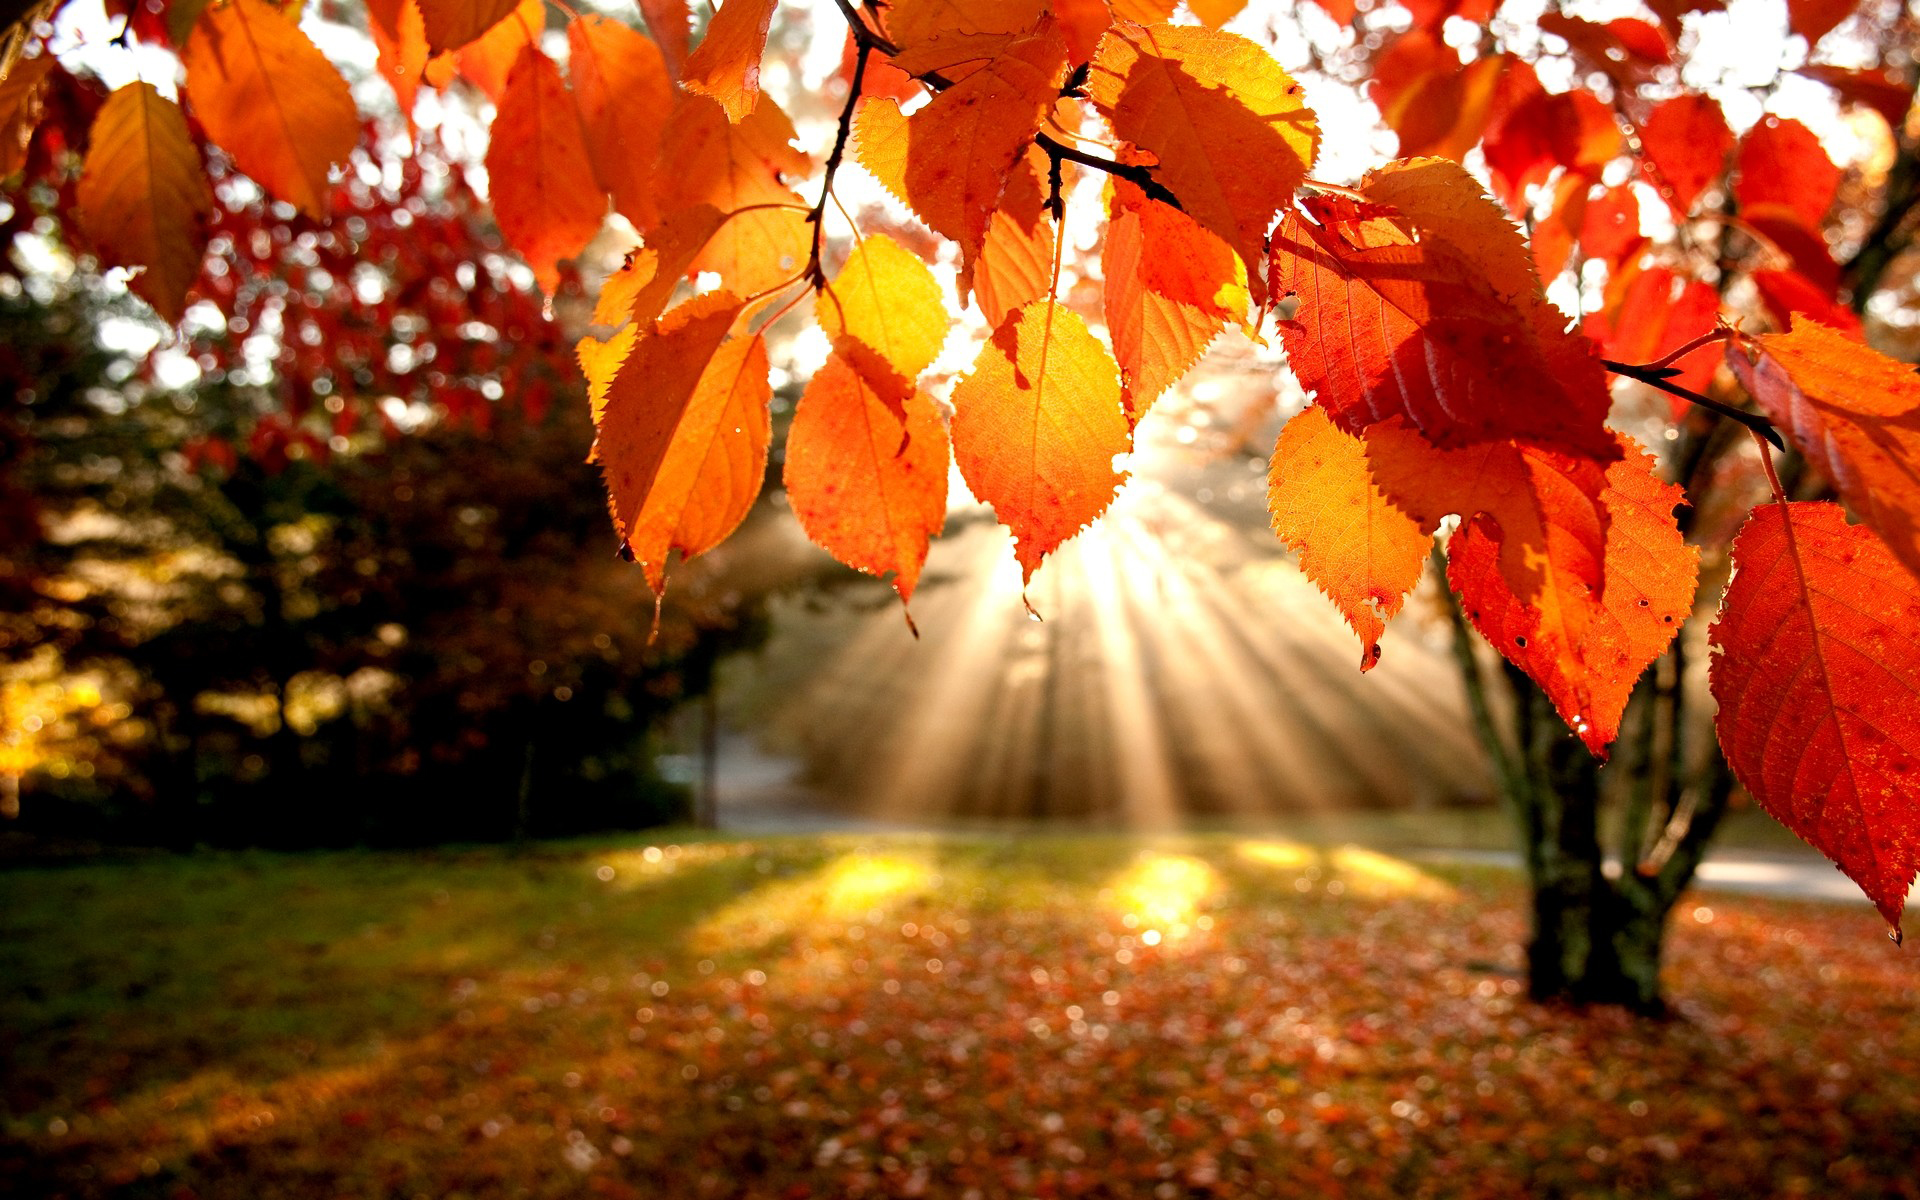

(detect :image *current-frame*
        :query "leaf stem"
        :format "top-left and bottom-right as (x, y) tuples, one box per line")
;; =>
(1600, 358), (1784, 450)
(1646, 327), (1731, 370)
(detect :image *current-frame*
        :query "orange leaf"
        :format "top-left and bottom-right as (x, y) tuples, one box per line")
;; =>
(568, 13), (674, 230)
(1582, 264), (1720, 401)
(880, 0), (1048, 76)
(1727, 318), (1920, 583)
(1735, 115), (1839, 230)
(430, 0), (540, 102)
(1637, 94), (1732, 218)
(0, 54), (55, 180)
(577, 325), (635, 424)
(818, 234), (948, 417)
(1103, 180), (1248, 421)
(1051, 0), (1114, 62)
(416, 0), (520, 53)
(1086, 22), (1320, 300)
(656, 94), (811, 294)
(597, 292), (769, 593)
(1710, 501), (1920, 931)
(1269, 157), (1616, 460)
(592, 205), (729, 329)
(370, 0), (430, 128)
(968, 146), (1055, 329)
(681, 0), (777, 122)
(639, 0), (692, 74)
(182, 0), (359, 220)
(486, 47), (606, 296)
(1443, 436), (1696, 756)
(785, 355), (949, 605)
(1266, 407), (1430, 671)
(1188, 0), (1249, 25)
(854, 27), (1068, 263)
(76, 82), (213, 325)
(950, 300), (1132, 582)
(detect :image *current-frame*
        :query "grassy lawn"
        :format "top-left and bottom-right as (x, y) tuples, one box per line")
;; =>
(3, 832), (1917, 1198)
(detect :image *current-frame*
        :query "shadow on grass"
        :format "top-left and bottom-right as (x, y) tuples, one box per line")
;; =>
(4, 833), (1917, 1198)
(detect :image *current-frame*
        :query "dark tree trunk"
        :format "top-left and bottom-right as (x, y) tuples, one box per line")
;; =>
(1443, 556), (1730, 1015)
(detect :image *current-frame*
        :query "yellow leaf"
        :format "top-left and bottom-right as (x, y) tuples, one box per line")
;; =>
(950, 300), (1132, 582)
(1266, 407), (1429, 671)
(818, 234), (948, 416)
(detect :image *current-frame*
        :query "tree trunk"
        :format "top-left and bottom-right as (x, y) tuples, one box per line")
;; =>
(1444, 561), (1729, 1014)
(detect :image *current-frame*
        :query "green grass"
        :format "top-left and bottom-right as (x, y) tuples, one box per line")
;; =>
(3, 832), (1916, 1199)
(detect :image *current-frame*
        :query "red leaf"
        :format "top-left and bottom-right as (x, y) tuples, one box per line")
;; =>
(1735, 115), (1840, 229)
(1268, 157), (1617, 460)
(416, 0), (521, 54)
(1710, 501), (1920, 931)
(1443, 436), (1697, 756)
(1750, 268), (1863, 340)
(1787, 0), (1858, 45)
(1638, 94), (1733, 218)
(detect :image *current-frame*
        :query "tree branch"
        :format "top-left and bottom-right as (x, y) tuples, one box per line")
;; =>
(1601, 358), (1784, 450)
(805, 37), (871, 287)
(1033, 132), (1184, 211)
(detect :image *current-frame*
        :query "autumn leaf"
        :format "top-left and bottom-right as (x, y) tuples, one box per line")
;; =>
(1583, 263), (1721, 400)
(785, 354), (948, 605)
(182, 0), (359, 220)
(1269, 157), (1617, 460)
(639, 0), (692, 74)
(0, 54), (54, 180)
(950, 300), (1132, 582)
(1637, 94), (1732, 218)
(569, 13), (674, 231)
(681, 0), (777, 122)
(1787, 0), (1856, 45)
(1370, 32), (1505, 163)
(1735, 116), (1840, 230)
(75, 82), (214, 324)
(855, 26), (1068, 264)
(656, 94), (811, 295)
(1267, 406), (1430, 671)
(1710, 500), (1920, 931)
(1726, 319), (1920, 583)
(969, 147), (1056, 329)
(1795, 64), (1912, 128)
(1102, 180), (1249, 421)
(1085, 21), (1319, 300)
(1443, 436), (1696, 756)
(1577, 183), (1644, 270)
(880, 0), (1048, 76)
(486, 47), (606, 297)
(817, 234), (949, 418)
(1750, 268), (1863, 340)
(593, 205), (729, 330)
(369, 0), (430, 127)
(598, 292), (769, 593)
(577, 205), (731, 419)
(416, 0), (520, 54)
(426, 0), (540, 102)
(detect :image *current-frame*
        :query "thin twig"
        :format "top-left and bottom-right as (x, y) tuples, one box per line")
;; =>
(1602, 358), (1784, 450)
(805, 38), (871, 287)
(1034, 132), (1183, 210)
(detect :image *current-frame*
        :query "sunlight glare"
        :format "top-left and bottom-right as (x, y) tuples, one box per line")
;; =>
(1109, 854), (1220, 938)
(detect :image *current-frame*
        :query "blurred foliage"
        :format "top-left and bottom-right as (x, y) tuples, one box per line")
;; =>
(0, 271), (769, 847)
